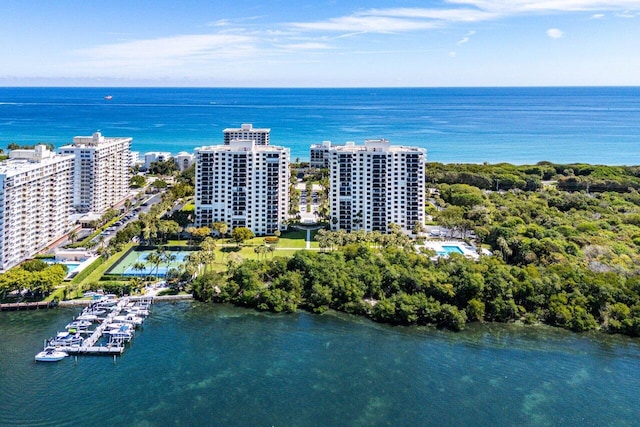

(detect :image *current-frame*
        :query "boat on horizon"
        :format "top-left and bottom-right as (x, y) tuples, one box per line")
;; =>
(104, 95), (112, 100)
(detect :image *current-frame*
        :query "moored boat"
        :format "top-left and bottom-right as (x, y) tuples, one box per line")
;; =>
(35, 347), (68, 362)
(113, 314), (144, 325)
(65, 320), (92, 331)
(49, 331), (84, 347)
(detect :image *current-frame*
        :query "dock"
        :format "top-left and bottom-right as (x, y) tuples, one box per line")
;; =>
(40, 295), (153, 358)
(1, 301), (55, 311)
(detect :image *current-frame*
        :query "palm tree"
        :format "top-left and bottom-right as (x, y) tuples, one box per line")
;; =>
(131, 261), (147, 277)
(68, 230), (78, 245)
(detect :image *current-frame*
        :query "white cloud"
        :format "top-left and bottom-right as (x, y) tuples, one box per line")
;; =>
(289, 15), (440, 33)
(457, 31), (477, 45)
(446, 0), (640, 13)
(590, 13), (606, 18)
(449, 51), (457, 57)
(76, 34), (257, 61)
(275, 42), (333, 51)
(546, 28), (564, 38)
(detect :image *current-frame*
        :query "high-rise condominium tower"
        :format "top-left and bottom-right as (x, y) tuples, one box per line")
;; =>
(328, 139), (426, 234)
(0, 146), (74, 271)
(195, 139), (289, 236)
(58, 131), (131, 213)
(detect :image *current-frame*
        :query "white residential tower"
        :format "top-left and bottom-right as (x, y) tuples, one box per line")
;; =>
(0, 146), (75, 271)
(195, 139), (290, 236)
(328, 139), (426, 234)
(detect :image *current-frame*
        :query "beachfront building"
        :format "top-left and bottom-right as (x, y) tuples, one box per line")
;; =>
(174, 152), (195, 172)
(310, 141), (333, 169)
(58, 131), (132, 213)
(223, 124), (270, 146)
(194, 139), (290, 236)
(143, 151), (171, 171)
(0, 145), (75, 271)
(130, 151), (141, 168)
(328, 139), (426, 234)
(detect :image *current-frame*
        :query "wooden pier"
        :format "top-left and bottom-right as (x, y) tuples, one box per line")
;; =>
(1, 301), (54, 311)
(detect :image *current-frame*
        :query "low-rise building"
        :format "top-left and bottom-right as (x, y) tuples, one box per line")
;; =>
(143, 151), (172, 171)
(174, 152), (195, 171)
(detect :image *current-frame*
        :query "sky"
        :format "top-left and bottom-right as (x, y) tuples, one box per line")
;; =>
(1, 0), (639, 87)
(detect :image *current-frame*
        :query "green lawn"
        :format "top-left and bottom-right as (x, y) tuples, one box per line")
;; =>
(76, 243), (134, 287)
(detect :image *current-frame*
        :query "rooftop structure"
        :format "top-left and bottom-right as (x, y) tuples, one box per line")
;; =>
(328, 139), (426, 234)
(194, 139), (289, 236)
(223, 124), (270, 146)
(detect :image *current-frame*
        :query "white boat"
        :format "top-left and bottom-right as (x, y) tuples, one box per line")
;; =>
(106, 325), (134, 341)
(104, 95), (113, 100)
(125, 307), (150, 316)
(82, 308), (107, 316)
(35, 347), (68, 362)
(106, 322), (135, 331)
(65, 320), (92, 331)
(113, 314), (144, 325)
(76, 314), (98, 322)
(49, 331), (84, 347)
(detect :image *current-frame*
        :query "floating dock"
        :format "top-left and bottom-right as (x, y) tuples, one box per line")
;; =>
(40, 295), (153, 358)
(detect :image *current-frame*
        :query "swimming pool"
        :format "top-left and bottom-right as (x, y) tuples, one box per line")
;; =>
(441, 245), (464, 254)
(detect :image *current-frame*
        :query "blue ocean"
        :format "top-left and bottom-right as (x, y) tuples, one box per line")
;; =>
(1, 86), (638, 164)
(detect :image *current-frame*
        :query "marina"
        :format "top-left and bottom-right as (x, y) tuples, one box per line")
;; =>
(35, 295), (153, 360)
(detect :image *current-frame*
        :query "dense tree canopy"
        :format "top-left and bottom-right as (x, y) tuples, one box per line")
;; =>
(192, 161), (640, 336)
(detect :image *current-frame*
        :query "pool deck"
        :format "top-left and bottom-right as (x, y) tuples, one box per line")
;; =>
(417, 240), (480, 260)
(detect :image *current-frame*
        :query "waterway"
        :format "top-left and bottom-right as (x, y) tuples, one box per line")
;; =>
(1, 301), (639, 426)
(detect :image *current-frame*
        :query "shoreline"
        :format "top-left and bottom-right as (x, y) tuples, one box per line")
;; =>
(57, 294), (193, 307)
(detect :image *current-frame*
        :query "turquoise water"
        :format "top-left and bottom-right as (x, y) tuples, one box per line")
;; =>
(1, 87), (639, 164)
(1, 301), (639, 426)
(442, 245), (464, 254)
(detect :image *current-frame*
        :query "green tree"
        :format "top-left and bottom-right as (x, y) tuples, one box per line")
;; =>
(231, 227), (254, 246)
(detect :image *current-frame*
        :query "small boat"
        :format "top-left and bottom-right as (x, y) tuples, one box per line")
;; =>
(49, 331), (84, 347)
(105, 325), (134, 341)
(125, 307), (150, 317)
(113, 314), (144, 325)
(65, 320), (92, 331)
(35, 347), (68, 362)
(83, 306), (107, 316)
(76, 314), (98, 322)
(104, 95), (113, 100)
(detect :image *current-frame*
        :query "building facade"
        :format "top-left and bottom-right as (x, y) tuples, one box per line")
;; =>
(195, 139), (289, 236)
(174, 152), (195, 172)
(0, 146), (75, 271)
(328, 139), (426, 234)
(223, 124), (270, 146)
(58, 131), (132, 213)
(143, 151), (172, 171)
(310, 141), (333, 169)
